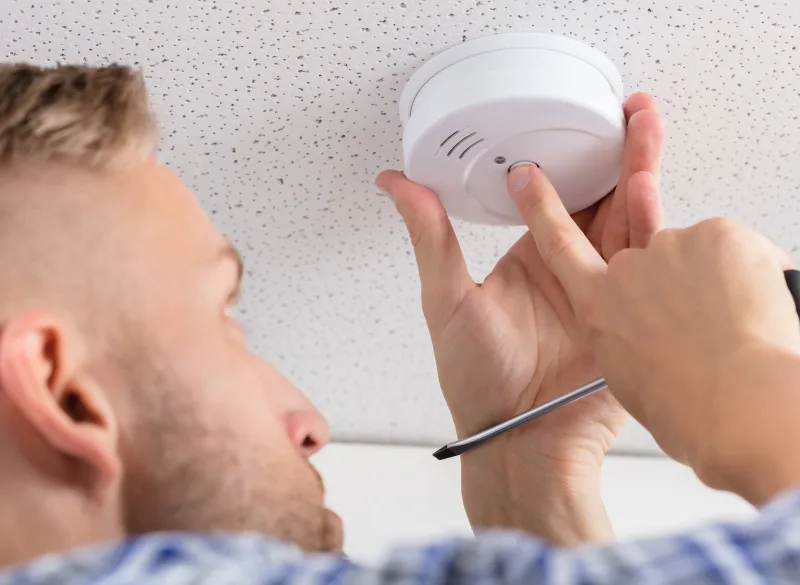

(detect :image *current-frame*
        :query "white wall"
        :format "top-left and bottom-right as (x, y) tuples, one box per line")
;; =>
(315, 443), (755, 562)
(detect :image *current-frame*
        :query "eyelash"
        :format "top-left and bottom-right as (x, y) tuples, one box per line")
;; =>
(224, 303), (247, 338)
(226, 285), (241, 310)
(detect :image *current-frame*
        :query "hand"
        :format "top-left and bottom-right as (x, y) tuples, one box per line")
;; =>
(377, 94), (664, 544)
(514, 166), (800, 506)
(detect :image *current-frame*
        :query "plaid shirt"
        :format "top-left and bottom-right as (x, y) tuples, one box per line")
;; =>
(3, 488), (800, 585)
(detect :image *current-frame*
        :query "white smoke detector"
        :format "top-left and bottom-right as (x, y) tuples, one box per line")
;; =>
(399, 33), (626, 226)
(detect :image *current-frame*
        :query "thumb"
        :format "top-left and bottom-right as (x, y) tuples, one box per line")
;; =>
(376, 170), (474, 332)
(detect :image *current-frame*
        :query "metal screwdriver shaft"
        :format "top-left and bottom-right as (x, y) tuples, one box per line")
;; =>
(432, 377), (609, 460)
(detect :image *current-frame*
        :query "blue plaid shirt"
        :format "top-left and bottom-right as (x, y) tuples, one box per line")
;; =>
(3, 489), (800, 585)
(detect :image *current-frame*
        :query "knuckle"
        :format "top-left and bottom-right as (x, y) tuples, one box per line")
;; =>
(406, 207), (449, 252)
(606, 248), (638, 281)
(406, 222), (424, 249)
(515, 188), (546, 219)
(649, 227), (677, 249)
(539, 225), (575, 266)
(696, 217), (740, 243)
(693, 217), (751, 258)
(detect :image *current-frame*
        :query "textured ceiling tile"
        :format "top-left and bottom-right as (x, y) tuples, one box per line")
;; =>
(3, 0), (799, 454)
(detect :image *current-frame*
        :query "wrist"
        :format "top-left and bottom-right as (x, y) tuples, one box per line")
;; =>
(694, 344), (800, 506)
(460, 437), (615, 545)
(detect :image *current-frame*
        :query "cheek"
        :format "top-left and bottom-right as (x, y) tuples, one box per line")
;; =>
(175, 330), (308, 459)
(167, 331), (276, 439)
(205, 353), (279, 434)
(119, 336), (327, 539)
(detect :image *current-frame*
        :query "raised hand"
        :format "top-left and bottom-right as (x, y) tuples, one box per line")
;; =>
(377, 94), (664, 543)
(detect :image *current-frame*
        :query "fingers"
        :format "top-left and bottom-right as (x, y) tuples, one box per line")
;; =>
(376, 170), (474, 329)
(623, 92), (659, 123)
(507, 164), (607, 313)
(626, 171), (663, 248)
(602, 100), (665, 258)
(622, 106), (666, 183)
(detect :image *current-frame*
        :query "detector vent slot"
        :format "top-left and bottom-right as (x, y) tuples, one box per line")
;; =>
(458, 139), (485, 160)
(446, 132), (478, 157)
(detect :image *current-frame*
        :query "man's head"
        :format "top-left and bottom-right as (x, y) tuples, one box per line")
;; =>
(0, 63), (340, 565)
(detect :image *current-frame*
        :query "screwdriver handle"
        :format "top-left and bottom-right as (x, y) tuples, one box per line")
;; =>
(785, 269), (800, 318)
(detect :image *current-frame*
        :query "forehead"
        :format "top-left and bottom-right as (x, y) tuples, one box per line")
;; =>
(0, 157), (231, 290)
(83, 159), (235, 302)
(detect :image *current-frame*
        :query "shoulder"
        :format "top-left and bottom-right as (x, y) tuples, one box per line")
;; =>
(0, 533), (312, 585)
(4, 491), (800, 585)
(0, 531), (549, 585)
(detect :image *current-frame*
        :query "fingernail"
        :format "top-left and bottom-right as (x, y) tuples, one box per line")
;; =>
(508, 164), (533, 192)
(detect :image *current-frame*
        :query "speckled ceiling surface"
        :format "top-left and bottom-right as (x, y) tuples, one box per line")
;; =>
(2, 1), (799, 454)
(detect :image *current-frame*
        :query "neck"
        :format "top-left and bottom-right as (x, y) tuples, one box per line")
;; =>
(0, 447), (124, 569)
(0, 475), (122, 569)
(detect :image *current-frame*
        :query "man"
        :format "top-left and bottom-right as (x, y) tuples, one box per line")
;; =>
(0, 62), (799, 584)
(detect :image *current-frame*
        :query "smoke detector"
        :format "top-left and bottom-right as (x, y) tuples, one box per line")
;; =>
(399, 33), (626, 226)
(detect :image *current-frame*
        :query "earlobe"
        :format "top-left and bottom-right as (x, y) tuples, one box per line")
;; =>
(0, 313), (120, 487)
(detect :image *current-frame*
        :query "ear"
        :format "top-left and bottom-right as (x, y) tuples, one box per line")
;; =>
(0, 312), (120, 486)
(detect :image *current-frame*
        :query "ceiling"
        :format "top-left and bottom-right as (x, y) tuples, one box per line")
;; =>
(3, 0), (799, 455)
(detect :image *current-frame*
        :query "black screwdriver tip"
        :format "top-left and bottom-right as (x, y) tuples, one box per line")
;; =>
(432, 445), (456, 460)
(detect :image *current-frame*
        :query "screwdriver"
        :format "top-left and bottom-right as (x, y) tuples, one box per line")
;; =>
(433, 268), (800, 460)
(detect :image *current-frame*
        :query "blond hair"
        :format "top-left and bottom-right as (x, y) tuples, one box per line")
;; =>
(0, 63), (156, 168)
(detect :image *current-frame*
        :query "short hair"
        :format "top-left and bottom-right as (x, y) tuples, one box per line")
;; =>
(0, 63), (156, 168)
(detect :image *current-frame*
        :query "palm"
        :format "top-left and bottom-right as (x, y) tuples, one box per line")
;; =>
(434, 201), (626, 467)
(379, 92), (663, 472)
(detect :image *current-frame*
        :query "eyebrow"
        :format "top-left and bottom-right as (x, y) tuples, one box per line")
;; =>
(220, 243), (244, 301)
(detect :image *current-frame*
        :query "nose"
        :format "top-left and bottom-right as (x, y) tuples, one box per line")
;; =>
(284, 406), (330, 457)
(262, 361), (331, 457)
